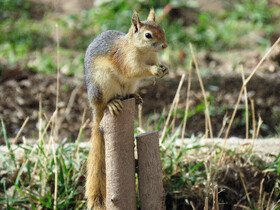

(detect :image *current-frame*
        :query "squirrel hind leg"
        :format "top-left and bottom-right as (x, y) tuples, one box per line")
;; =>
(129, 93), (143, 105)
(107, 99), (124, 116)
(117, 93), (143, 105)
(121, 93), (143, 105)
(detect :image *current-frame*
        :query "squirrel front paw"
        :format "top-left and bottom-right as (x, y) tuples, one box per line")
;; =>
(151, 64), (169, 78)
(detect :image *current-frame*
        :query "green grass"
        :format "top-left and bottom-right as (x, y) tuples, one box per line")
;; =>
(1, 115), (280, 209)
(0, 119), (88, 209)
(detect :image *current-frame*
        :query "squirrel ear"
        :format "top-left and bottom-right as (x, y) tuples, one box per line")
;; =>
(132, 11), (142, 33)
(147, 8), (155, 22)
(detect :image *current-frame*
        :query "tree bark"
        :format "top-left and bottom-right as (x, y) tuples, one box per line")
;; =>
(101, 98), (136, 210)
(136, 130), (166, 210)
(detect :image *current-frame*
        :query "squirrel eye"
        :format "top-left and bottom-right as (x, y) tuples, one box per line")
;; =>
(145, 33), (152, 39)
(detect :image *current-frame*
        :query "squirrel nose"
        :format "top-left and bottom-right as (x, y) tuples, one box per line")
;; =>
(162, 42), (168, 49)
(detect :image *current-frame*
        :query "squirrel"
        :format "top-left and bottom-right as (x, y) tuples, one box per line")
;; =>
(84, 9), (168, 209)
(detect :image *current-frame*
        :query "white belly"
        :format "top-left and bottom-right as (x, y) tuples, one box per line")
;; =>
(94, 69), (138, 103)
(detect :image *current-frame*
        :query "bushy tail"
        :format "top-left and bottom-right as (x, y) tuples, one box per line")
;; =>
(86, 108), (106, 210)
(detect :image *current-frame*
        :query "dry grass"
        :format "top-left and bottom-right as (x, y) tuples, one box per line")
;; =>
(159, 38), (280, 209)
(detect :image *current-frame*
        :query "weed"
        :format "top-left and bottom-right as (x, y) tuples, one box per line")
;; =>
(0, 120), (88, 209)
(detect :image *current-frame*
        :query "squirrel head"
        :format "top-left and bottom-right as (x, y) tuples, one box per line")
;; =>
(129, 9), (168, 52)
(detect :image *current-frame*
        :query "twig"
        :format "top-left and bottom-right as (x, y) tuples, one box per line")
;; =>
(171, 92), (180, 133)
(40, 110), (57, 197)
(55, 23), (60, 107)
(266, 187), (274, 210)
(204, 102), (209, 139)
(181, 60), (192, 139)
(54, 23), (60, 140)
(219, 37), (280, 164)
(258, 178), (265, 209)
(56, 86), (80, 130)
(38, 94), (43, 139)
(235, 194), (250, 209)
(240, 65), (249, 139)
(39, 110), (57, 143)
(240, 172), (251, 205)
(256, 114), (263, 139)
(204, 161), (211, 197)
(250, 99), (256, 139)
(190, 201), (196, 210)
(244, 37), (280, 86)
(213, 185), (219, 210)
(13, 117), (29, 144)
(160, 74), (185, 143)
(250, 113), (263, 155)
(189, 43), (213, 139)
(225, 87), (244, 140)
(217, 114), (229, 138)
(74, 108), (89, 173)
(204, 197), (208, 210)
(51, 136), (58, 210)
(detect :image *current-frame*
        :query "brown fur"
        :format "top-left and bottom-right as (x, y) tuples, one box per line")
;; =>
(85, 9), (168, 209)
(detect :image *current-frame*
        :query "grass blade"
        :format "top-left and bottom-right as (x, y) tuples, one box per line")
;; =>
(1, 119), (17, 168)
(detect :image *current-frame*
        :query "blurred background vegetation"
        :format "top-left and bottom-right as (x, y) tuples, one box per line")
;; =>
(1, 0), (279, 76)
(2, 0), (280, 138)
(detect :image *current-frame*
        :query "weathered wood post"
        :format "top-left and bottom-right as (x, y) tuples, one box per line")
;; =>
(136, 131), (166, 210)
(101, 98), (136, 210)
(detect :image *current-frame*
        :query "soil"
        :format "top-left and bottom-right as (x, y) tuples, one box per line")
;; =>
(1, 65), (280, 144)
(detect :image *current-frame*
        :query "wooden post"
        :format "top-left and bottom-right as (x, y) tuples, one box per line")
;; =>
(101, 98), (136, 210)
(136, 131), (166, 210)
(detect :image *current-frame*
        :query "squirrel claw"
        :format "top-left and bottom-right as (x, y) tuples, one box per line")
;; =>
(130, 93), (143, 105)
(107, 99), (123, 116)
(153, 64), (169, 78)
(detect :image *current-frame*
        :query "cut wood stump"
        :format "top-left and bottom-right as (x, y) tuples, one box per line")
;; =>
(101, 98), (136, 210)
(136, 130), (166, 210)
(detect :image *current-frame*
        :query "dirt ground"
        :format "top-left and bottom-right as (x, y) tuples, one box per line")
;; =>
(1, 64), (280, 145)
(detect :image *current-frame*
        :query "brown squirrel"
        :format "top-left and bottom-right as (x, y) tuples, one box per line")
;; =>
(84, 9), (168, 209)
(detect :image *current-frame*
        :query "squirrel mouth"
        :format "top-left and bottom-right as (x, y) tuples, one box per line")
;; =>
(152, 43), (167, 52)
(154, 48), (164, 52)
